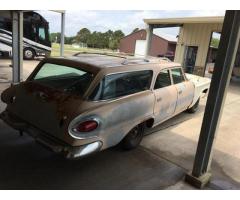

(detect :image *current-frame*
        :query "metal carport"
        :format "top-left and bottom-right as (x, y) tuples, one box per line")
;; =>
(144, 10), (240, 188)
(144, 16), (225, 76)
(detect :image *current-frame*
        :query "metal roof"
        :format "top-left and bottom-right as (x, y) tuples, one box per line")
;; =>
(121, 29), (177, 43)
(144, 16), (224, 25)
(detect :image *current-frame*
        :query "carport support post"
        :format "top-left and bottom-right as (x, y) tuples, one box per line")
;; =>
(60, 12), (65, 57)
(12, 11), (23, 83)
(185, 10), (240, 188)
(144, 24), (153, 57)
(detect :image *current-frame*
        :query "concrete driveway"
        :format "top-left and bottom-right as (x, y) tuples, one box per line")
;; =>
(0, 59), (240, 189)
(0, 59), (40, 82)
(142, 81), (240, 189)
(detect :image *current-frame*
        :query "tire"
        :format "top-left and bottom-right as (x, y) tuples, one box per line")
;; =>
(121, 123), (145, 150)
(24, 48), (35, 60)
(187, 98), (200, 113)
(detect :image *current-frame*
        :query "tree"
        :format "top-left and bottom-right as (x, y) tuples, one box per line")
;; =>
(109, 30), (125, 50)
(50, 32), (61, 43)
(65, 36), (76, 44)
(131, 28), (139, 33)
(109, 39), (119, 50)
(113, 30), (125, 39)
(67, 28), (125, 50)
(87, 31), (98, 48)
(211, 38), (220, 48)
(50, 33), (76, 44)
(76, 28), (91, 44)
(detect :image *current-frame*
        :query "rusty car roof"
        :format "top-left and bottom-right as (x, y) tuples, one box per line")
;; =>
(43, 53), (181, 73)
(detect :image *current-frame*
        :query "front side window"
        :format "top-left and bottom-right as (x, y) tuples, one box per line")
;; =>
(90, 70), (153, 100)
(38, 27), (46, 40)
(154, 69), (172, 89)
(32, 63), (95, 95)
(171, 68), (185, 84)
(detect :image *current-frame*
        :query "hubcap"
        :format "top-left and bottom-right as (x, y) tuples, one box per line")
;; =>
(25, 50), (33, 58)
(130, 127), (139, 139)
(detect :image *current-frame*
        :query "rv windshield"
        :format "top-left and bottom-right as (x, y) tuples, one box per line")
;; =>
(32, 63), (95, 95)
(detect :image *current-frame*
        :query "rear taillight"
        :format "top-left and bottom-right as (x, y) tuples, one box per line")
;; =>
(73, 120), (98, 132)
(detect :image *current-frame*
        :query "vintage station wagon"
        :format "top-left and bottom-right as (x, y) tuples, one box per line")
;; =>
(0, 53), (211, 159)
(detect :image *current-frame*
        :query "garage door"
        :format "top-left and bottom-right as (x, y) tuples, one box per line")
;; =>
(134, 40), (146, 57)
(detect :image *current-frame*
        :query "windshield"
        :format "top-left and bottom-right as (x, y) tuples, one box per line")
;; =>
(32, 63), (95, 96)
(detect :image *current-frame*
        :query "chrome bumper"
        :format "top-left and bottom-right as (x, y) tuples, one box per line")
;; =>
(0, 110), (102, 159)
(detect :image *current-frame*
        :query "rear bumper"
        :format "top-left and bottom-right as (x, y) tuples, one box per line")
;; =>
(0, 110), (102, 159)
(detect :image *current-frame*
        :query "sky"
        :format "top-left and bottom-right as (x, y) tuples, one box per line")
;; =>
(37, 10), (225, 38)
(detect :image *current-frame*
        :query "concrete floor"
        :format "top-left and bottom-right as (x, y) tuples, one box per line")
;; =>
(0, 59), (240, 189)
(143, 82), (240, 189)
(0, 59), (40, 82)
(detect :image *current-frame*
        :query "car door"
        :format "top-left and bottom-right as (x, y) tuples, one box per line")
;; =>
(153, 69), (178, 125)
(171, 67), (194, 114)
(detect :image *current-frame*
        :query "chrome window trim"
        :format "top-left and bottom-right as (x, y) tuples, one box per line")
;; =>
(153, 69), (173, 90)
(86, 69), (154, 102)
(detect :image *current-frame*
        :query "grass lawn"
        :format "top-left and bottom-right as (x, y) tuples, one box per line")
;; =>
(51, 43), (115, 57)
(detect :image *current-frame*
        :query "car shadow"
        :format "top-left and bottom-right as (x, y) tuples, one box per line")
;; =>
(0, 120), (185, 189)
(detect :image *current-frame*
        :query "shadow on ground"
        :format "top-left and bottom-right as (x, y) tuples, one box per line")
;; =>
(0, 121), (186, 190)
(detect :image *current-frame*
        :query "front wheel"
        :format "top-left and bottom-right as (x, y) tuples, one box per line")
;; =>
(187, 98), (200, 113)
(121, 124), (144, 150)
(24, 48), (35, 60)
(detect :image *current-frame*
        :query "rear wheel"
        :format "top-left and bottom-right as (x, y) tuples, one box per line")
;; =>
(187, 98), (200, 113)
(24, 48), (35, 60)
(121, 124), (144, 150)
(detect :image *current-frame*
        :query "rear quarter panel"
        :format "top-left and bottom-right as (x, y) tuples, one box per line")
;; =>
(70, 90), (155, 149)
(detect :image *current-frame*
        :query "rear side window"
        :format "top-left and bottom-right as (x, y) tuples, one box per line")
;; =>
(154, 69), (172, 89)
(90, 70), (153, 100)
(171, 68), (185, 84)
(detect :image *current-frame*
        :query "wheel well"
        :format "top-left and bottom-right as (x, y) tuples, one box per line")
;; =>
(145, 118), (154, 128)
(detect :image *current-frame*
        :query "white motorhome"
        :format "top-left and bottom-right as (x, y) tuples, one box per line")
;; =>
(0, 11), (51, 59)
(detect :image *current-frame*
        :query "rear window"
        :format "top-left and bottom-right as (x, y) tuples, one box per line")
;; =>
(32, 63), (95, 95)
(89, 70), (153, 100)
